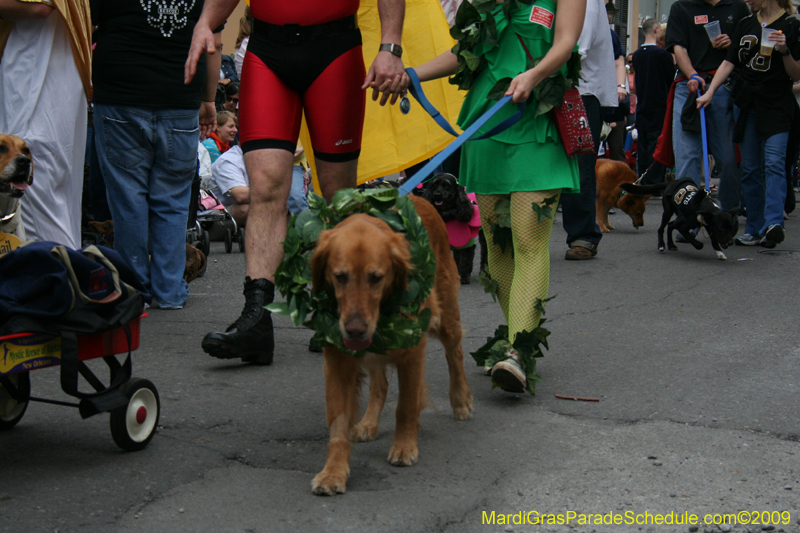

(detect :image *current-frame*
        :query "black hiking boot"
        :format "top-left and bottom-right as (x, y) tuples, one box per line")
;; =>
(201, 277), (275, 364)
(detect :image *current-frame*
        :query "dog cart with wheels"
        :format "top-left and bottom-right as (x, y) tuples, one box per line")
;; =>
(0, 241), (159, 451)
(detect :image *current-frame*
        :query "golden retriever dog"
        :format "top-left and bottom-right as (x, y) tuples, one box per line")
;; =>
(595, 158), (651, 233)
(310, 195), (473, 496)
(0, 134), (33, 239)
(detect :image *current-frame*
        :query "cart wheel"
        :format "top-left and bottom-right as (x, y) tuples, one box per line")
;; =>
(237, 227), (245, 253)
(110, 378), (160, 451)
(0, 372), (30, 430)
(224, 228), (233, 253)
(202, 230), (211, 257)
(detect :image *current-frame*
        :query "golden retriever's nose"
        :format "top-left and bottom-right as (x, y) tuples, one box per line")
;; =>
(344, 317), (368, 339)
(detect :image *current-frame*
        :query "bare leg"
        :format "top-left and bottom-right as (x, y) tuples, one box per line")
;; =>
(242, 148), (294, 282)
(315, 159), (358, 202)
(228, 204), (249, 228)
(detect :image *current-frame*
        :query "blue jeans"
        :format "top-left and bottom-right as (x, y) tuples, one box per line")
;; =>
(288, 165), (309, 215)
(736, 107), (788, 236)
(561, 94), (603, 249)
(672, 80), (741, 211)
(93, 105), (199, 308)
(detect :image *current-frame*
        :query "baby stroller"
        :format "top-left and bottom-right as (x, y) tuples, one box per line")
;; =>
(188, 172), (244, 254)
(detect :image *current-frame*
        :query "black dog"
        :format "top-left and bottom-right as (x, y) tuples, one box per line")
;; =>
(423, 173), (487, 284)
(620, 178), (738, 261)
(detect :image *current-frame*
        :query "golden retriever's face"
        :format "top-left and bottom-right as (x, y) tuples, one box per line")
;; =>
(312, 215), (410, 351)
(0, 134), (33, 198)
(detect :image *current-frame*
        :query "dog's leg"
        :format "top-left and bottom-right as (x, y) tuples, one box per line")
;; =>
(710, 238), (727, 261)
(666, 221), (678, 251)
(387, 339), (428, 466)
(437, 322), (473, 421)
(352, 358), (388, 442)
(459, 245), (475, 285)
(596, 198), (610, 232)
(312, 348), (361, 495)
(681, 224), (704, 250)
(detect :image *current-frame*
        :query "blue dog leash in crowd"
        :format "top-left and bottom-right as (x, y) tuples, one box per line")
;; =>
(692, 74), (712, 193)
(398, 68), (526, 196)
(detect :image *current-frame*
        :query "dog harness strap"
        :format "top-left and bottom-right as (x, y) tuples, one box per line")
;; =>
(697, 87), (712, 193)
(405, 68), (525, 142)
(405, 68), (460, 137)
(398, 95), (514, 196)
(399, 69), (526, 196)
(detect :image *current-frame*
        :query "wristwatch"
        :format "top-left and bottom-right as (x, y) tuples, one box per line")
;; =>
(379, 43), (403, 58)
(780, 47), (791, 56)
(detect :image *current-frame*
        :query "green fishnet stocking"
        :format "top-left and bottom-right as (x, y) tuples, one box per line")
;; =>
(477, 190), (561, 344)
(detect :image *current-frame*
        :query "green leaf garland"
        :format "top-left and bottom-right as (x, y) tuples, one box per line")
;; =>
(265, 188), (437, 358)
(470, 297), (554, 395)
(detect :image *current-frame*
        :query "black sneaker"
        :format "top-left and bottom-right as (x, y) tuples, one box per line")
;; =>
(202, 277), (275, 364)
(764, 224), (785, 247)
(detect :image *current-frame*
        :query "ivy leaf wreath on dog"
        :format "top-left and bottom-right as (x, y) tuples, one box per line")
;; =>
(266, 188), (437, 357)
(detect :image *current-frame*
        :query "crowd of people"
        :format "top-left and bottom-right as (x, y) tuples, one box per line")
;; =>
(1, 0), (799, 395)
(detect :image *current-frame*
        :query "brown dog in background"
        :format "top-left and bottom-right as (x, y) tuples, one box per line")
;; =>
(595, 159), (651, 233)
(310, 195), (473, 496)
(0, 134), (34, 239)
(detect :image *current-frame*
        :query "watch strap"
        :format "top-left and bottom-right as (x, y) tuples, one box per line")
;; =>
(379, 43), (402, 58)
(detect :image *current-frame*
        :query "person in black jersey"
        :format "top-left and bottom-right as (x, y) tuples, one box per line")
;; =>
(665, 0), (750, 212)
(697, 0), (800, 248)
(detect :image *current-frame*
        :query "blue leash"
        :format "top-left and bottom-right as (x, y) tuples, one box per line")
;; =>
(692, 74), (712, 193)
(398, 68), (525, 196)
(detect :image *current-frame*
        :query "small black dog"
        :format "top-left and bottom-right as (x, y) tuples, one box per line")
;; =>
(620, 178), (738, 260)
(423, 173), (486, 284)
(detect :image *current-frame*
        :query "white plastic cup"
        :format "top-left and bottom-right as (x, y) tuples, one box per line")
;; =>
(761, 26), (778, 56)
(704, 20), (721, 42)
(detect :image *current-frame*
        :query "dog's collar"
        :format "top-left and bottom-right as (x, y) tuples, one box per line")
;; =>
(267, 187), (437, 357)
(1, 209), (18, 224)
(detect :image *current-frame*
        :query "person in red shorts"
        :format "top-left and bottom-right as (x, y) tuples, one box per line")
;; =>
(185, 0), (406, 365)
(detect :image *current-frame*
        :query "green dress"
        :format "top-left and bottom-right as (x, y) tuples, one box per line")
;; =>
(457, 0), (580, 195)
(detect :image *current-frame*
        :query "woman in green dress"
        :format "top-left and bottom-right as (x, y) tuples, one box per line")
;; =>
(402, 0), (586, 394)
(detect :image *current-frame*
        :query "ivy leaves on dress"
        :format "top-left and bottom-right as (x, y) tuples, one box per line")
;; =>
(265, 188), (437, 358)
(449, 0), (582, 116)
(471, 296), (555, 395)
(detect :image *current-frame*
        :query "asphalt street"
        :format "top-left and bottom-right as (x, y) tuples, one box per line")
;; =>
(1, 196), (799, 533)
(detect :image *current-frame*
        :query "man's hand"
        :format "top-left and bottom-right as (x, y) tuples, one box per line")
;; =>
(199, 102), (216, 140)
(687, 76), (706, 94)
(185, 23), (217, 84)
(617, 86), (627, 103)
(363, 51), (406, 106)
(712, 33), (731, 49)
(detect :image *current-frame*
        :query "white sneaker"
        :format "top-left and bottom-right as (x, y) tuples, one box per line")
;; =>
(490, 349), (526, 393)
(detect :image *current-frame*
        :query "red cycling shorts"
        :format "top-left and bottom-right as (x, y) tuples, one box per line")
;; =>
(238, 20), (366, 162)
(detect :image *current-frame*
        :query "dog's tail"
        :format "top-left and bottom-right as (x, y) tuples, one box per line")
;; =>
(619, 181), (669, 195)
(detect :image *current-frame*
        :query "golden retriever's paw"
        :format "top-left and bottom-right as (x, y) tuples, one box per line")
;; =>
(311, 471), (348, 496)
(351, 422), (379, 442)
(453, 402), (473, 421)
(387, 443), (419, 466)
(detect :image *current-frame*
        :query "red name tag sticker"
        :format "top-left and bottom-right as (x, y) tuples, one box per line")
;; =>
(694, 15), (709, 24)
(530, 6), (555, 29)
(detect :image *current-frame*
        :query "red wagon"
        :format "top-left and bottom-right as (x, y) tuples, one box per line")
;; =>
(0, 313), (160, 451)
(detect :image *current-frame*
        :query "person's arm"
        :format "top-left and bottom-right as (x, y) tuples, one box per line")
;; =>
(673, 44), (705, 93)
(362, 0), (406, 106)
(185, 0), (239, 84)
(772, 32), (800, 82)
(0, 0), (53, 20)
(200, 33), (222, 140)
(505, 0), (586, 103)
(616, 55), (627, 102)
(696, 59), (734, 108)
(412, 50), (460, 82)
(228, 185), (250, 205)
